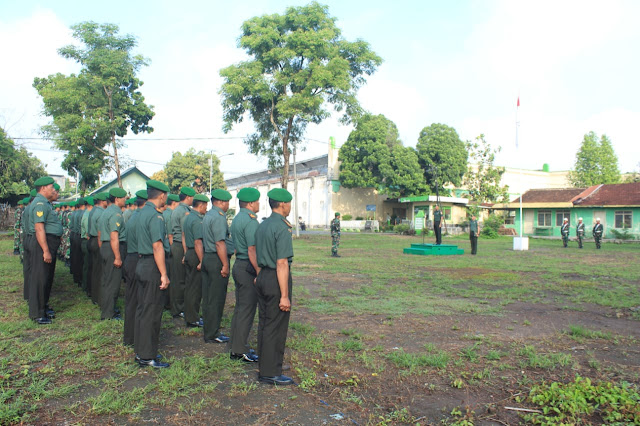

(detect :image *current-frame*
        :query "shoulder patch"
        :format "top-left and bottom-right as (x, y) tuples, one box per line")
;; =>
(218, 211), (224, 215)
(185, 211), (190, 216)
(249, 213), (257, 219)
(282, 218), (292, 228)
(37, 211), (44, 217)
(116, 222), (120, 227)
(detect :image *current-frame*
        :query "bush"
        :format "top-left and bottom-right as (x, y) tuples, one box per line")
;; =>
(342, 214), (352, 221)
(394, 224), (410, 234)
(355, 216), (364, 220)
(610, 228), (635, 240)
(480, 214), (504, 239)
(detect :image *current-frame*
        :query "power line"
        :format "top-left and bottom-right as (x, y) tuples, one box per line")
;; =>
(12, 135), (335, 145)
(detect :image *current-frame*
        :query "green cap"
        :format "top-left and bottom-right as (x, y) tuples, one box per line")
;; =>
(22, 197), (31, 204)
(194, 193), (210, 203)
(211, 189), (232, 201)
(34, 176), (55, 186)
(267, 188), (292, 203)
(237, 187), (260, 202)
(180, 187), (196, 197)
(17, 200), (23, 205)
(168, 194), (180, 202)
(335, 212), (340, 217)
(53, 183), (60, 191)
(94, 192), (108, 201)
(76, 198), (85, 206)
(109, 187), (127, 198)
(69, 201), (77, 207)
(135, 189), (148, 200)
(124, 198), (132, 205)
(146, 180), (170, 193)
(86, 196), (95, 206)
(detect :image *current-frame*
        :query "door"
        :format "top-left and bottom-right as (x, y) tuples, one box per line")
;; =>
(524, 210), (534, 235)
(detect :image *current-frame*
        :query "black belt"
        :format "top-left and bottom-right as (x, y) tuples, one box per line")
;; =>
(139, 254), (153, 258)
(126, 252), (138, 256)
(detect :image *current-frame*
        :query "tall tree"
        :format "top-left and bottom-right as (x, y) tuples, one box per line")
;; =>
(161, 149), (225, 194)
(220, 2), (382, 188)
(416, 123), (468, 192)
(569, 131), (621, 187)
(463, 134), (509, 203)
(0, 128), (46, 199)
(34, 22), (154, 190)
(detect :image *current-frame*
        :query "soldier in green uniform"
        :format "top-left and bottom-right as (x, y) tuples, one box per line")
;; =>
(22, 190), (37, 301)
(576, 217), (586, 249)
(70, 199), (86, 286)
(81, 197), (94, 297)
(28, 177), (63, 324)
(593, 218), (604, 249)
(44, 184), (61, 311)
(123, 191), (147, 347)
(88, 193), (109, 305)
(229, 187), (261, 362)
(330, 212), (341, 257)
(162, 194), (178, 310)
(433, 205), (443, 245)
(560, 218), (570, 248)
(201, 189), (232, 343)
(122, 198), (136, 223)
(183, 193), (209, 328)
(13, 200), (23, 255)
(169, 188), (195, 318)
(98, 188), (128, 320)
(469, 215), (478, 255)
(255, 188), (295, 385)
(19, 197), (31, 263)
(134, 180), (171, 368)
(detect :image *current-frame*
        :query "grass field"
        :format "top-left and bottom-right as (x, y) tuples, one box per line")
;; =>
(1, 233), (639, 424)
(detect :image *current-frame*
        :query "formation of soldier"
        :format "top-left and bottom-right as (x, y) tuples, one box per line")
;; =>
(14, 176), (297, 385)
(559, 217), (604, 249)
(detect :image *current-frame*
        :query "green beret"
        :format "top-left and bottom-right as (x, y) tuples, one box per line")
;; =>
(53, 183), (60, 191)
(237, 187), (260, 202)
(76, 198), (85, 206)
(22, 197), (31, 204)
(69, 201), (76, 207)
(180, 187), (196, 197)
(34, 176), (55, 186)
(124, 198), (131, 205)
(86, 196), (95, 206)
(109, 187), (127, 198)
(17, 200), (23, 205)
(30, 189), (37, 197)
(267, 188), (292, 203)
(194, 194), (210, 203)
(135, 189), (148, 200)
(168, 194), (180, 202)
(211, 189), (232, 201)
(94, 192), (108, 201)
(335, 212), (340, 217)
(147, 180), (170, 193)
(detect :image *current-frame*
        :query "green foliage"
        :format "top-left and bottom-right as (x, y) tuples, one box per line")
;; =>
(219, 2), (382, 187)
(463, 134), (509, 203)
(341, 214), (352, 220)
(416, 123), (468, 192)
(393, 224), (410, 234)
(0, 128), (46, 200)
(480, 214), (503, 239)
(610, 228), (635, 240)
(569, 131), (621, 187)
(33, 21), (154, 191)
(160, 149), (225, 194)
(525, 375), (640, 424)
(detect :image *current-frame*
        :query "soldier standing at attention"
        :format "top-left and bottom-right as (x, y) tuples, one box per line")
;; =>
(22, 190), (37, 301)
(123, 191), (147, 347)
(81, 197), (94, 297)
(469, 215), (478, 255)
(593, 218), (604, 249)
(182, 193), (209, 328)
(98, 188), (128, 320)
(229, 187), (261, 363)
(162, 194), (178, 310)
(331, 212), (341, 257)
(433, 205), (443, 245)
(560, 218), (570, 248)
(170, 188), (195, 318)
(255, 188), (295, 385)
(576, 217), (586, 249)
(70, 198), (86, 286)
(19, 197), (31, 264)
(88, 193), (109, 306)
(134, 180), (171, 368)
(13, 200), (24, 255)
(202, 189), (232, 344)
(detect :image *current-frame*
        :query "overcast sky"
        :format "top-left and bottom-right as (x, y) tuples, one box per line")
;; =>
(1, 0), (639, 182)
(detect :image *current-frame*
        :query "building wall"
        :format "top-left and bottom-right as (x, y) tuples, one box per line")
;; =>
(100, 173), (148, 198)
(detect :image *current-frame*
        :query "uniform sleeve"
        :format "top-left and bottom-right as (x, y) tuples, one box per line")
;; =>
(212, 215), (227, 242)
(108, 213), (123, 234)
(150, 214), (166, 243)
(245, 219), (259, 247)
(32, 202), (48, 224)
(193, 217), (203, 241)
(274, 225), (294, 260)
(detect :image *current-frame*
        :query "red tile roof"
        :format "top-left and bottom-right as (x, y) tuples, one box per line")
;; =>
(574, 182), (640, 206)
(512, 188), (585, 204)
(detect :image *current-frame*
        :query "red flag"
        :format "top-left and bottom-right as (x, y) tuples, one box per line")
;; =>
(517, 96), (520, 107)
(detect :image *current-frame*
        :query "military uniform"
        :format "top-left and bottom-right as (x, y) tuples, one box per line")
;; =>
(469, 218), (478, 255)
(183, 195), (207, 326)
(98, 190), (127, 320)
(433, 207), (443, 245)
(560, 220), (570, 248)
(330, 214), (341, 256)
(70, 202), (85, 285)
(80, 200), (93, 296)
(169, 188), (195, 317)
(22, 192), (36, 301)
(13, 204), (23, 255)
(123, 191), (146, 347)
(88, 193), (107, 304)
(576, 220), (585, 248)
(593, 221), (604, 249)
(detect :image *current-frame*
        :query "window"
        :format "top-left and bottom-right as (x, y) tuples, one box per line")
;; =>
(443, 206), (452, 221)
(504, 210), (515, 225)
(556, 210), (570, 226)
(615, 211), (632, 229)
(537, 210), (551, 227)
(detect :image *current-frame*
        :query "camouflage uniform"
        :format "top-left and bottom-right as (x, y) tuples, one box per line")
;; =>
(560, 220), (570, 248)
(593, 222), (604, 249)
(576, 220), (585, 249)
(14, 205), (23, 255)
(330, 216), (341, 256)
(58, 209), (71, 263)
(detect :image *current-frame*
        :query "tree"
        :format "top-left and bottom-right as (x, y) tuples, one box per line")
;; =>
(34, 22), (154, 190)
(623, 163), (640, 183)
(160, 149), (225, 194)
(463, 134), (509, 203)
(416, 123), (468, 192)
(569, 131), (621, 187)
(0, 128), (46, 200)
(220, 2), (382, 188)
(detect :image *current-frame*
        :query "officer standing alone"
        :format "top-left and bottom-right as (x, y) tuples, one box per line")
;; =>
(433, 205), (443, 245)
(331, 212), (341, 257)
(469, 215), (478, 255)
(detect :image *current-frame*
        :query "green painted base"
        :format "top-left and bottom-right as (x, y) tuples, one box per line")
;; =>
(403, 243), (464, 256)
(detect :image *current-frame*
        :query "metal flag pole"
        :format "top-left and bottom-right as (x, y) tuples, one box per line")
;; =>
(517, 96), (523, 240)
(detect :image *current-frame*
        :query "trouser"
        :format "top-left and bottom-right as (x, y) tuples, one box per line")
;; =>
(470, 232), (478, 255)
(562, 234), (569, 247)
(594, 235), (602, 249)
(45, 237), (59, 307)
(331, 236), (340, 254)
(170, 242), (185, 316)
(577, 234), (584, 248)
(100, 242), (127, 320)
(230, 259), (258, 355)
(70, 231), (82, 284)
(434, 221), (442, 244)
(183, 248), (202, 324)
(88, 237), (102, 304)
(256, 267), (292, 377)
(81, 239), (91, 295)
(201, 252), (229, 340)
(134, 256), (166, 360)
(123, 253), (139, 346)
(13, 224), (20, 252)
(23, 234), (33, 300)
(28, 234), (60, 319)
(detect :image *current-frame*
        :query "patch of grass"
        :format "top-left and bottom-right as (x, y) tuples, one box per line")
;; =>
(295, 367), (317, 391)
(567, 324), (613, 340)
(384, 349), (450, 372)
(337, 338), (363, 352)
(518, 345), (572, 370)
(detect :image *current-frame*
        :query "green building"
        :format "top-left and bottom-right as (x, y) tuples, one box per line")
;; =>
(90, 166), (150, 199)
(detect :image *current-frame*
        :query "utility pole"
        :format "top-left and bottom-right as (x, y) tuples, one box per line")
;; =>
(293, 143), (299, 237)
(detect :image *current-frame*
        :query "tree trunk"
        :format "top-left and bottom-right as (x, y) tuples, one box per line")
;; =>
(280, 117), (294, 188)
(105, 86), (122, 188)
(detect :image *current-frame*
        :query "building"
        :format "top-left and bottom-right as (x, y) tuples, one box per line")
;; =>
(90, 166), (150, 198)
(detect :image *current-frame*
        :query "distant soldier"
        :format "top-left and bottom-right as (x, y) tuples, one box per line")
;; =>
(70, 199), (86, 286)
(183, 193), (209, 328)
(593, 218), (604, 249)
(88, 193), (109, 305)
(469, 215), (478, 255)
(169, 188), (195, 318)
(22, 190), (37, 300)
(560, 218), (570, 248)
(433, 205), (443, 245)
(576, 217), (585, 249)
(331, 212), (341, 257)
(81, 197), (94, 297)
(123, 191), (147, 347)
(13, 200), (24, 255)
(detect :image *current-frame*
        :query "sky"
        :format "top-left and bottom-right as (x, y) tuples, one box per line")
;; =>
(1, 0), (639, 183)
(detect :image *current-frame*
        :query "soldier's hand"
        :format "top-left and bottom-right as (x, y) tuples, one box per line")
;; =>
(43, 251), (52, 263)
(197, 262), (202, 271)
(221, 265), (229, 278)
(114, 258), (122, 268)
(182, 256), (185, 265)
(279, 296), (291, 312)
(160, 274), (170, 290)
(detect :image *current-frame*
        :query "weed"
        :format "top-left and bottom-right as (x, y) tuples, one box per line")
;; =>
(295, 367), (317, 392)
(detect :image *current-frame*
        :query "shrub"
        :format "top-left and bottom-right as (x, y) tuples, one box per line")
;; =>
(610, 228), (635, 240)
(480, 214), (503, 239)
(355, 216), (364, 220)
(394, 224), (410, 234)
(342, 214), (352, 221)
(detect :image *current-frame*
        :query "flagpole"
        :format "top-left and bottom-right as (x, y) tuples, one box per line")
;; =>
(517, 96), (522, 240)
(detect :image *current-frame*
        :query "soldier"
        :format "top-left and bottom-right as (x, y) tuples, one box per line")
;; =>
(201, 189), (232, 344)
(45, 184), (61, 312)
(81, 197), (94, 297)
(123, 191), (147, 347)
(169, 188), (195, 318)
(330, 212), (341, 257)
(13, 200), (23, 255)
(61, 202), (73, 267)
(560, 217), (570, 248)
(88, 193), (109, 305)
(70, 199), (86, 286)
(255, 188), (295, 385)
(22, 190), (37, 301)
(593, 218), (604, 249)
(122, 198), (136, 223)
(162, 193), (179, 310)
(469, 215), (478, 255)
(183, 193), (209, 328)
(576, 217), (586, 249)
(229, 187), (261, 362)
(433, 205), (443, 245)
(18, 197), (31, 263)
(98, 188), (128, 320)
(134, 180), (171, 368)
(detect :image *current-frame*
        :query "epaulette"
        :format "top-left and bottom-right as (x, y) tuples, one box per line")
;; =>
(218, 211), (224, 215)
(249, 213), (257, 219)
(282, 218), (292, 228)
